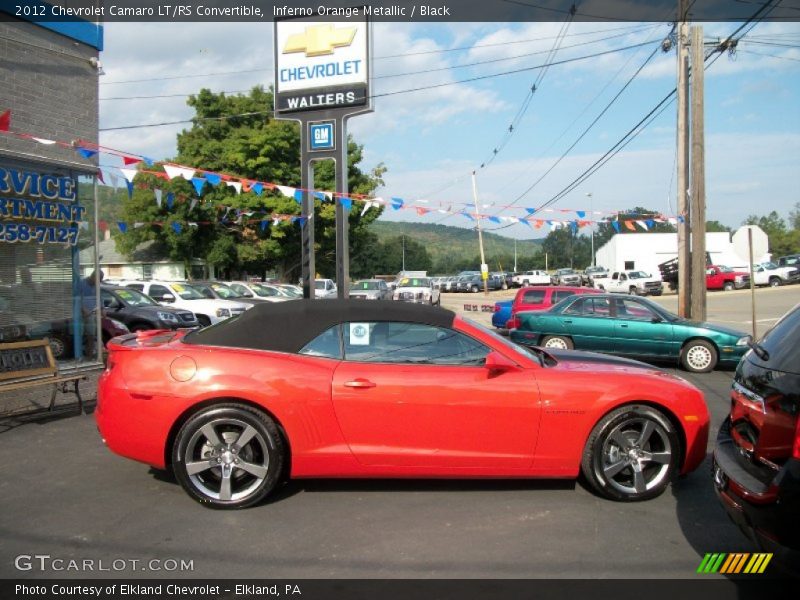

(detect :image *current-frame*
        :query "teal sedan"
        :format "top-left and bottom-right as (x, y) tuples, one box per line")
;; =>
(509, 294), (750, 373)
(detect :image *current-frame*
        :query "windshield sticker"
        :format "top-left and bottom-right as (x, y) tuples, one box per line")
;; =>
(350, 323), (370, 346)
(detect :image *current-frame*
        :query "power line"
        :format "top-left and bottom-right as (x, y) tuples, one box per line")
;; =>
(738, 47), (800, 61)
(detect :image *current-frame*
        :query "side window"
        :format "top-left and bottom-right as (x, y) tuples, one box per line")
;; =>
(299, 325), (342, 359)
(584, 297), (611, 316)
(342, 322), (489, 366)
(521, 289), (546, 304)
(126, 284), (144, 292)
(552, 291), (576, 304)
(149, 284), (170, 299)
(198, 287), (214, 299)
(101, 290), (118, 309)
(615, 298), (655, 320)
(563, 298), (583, 315)
(229, 284), (247, 295)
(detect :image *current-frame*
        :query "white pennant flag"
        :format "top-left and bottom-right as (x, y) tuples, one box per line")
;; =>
(109, 173), (119, 189)
(120, 168), (138, 183)
(189, 199), (198, 212)
(360, 200), (379, 217)
(134, 222), (144, 228)
(154, 189), (163, 208)
(636, 220), (649, 231)
(668, 217), (678, 225)
(276, 185), (296, 198)
(188, 222), (198, 228)
(272, 217), (282, 226)
(31, 137), (56, 145)
(163, 164), (195, 181)
(227, 181), (242, 194)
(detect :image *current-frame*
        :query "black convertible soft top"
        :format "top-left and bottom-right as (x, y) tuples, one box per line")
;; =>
(182, 299), (456, 353)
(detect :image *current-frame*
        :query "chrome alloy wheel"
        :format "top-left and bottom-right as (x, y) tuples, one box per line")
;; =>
(684, 344), (713, 372)
(543, 336), (570, 350)
(600, 417), (673, 496)
(184, 418), (270, 502)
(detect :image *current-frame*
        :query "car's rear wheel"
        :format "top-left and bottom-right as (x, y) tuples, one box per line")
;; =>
(581, 405), (679, 501)
(196, 314), (211, 327)
(172, 404), (285, 509)
(680, 339), (717, 373)
(47, 335), (69, 360)
(628, 286), (639, 295)
(541, 335), (573, 350)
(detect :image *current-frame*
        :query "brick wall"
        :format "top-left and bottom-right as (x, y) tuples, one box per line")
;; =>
(0, 18), (99, 172)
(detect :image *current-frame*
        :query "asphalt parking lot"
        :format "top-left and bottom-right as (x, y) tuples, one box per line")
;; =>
(0, 287), (796, 579)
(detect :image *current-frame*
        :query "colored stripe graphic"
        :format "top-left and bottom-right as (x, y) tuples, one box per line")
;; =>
(699, 553), (772, 574)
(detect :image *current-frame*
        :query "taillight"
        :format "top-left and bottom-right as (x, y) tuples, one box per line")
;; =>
(493, 305), (501, 312)
(793, 417), (800, 460)
(507, 316), (519, 330)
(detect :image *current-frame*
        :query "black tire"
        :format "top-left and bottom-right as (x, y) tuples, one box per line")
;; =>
(541, 335), (574, 350)
(47, 335), (70, 360)
(581, 404), (680, 502)
(172, 404), (285, 509)
(680, 339), (718, 373)
(522, 280), (529, 287)
(471, 285), (479, 293)
(628, 286), (639, 296)
(769, 277), (781, 288)
(129, 322), (151, 332)
(598, 284), (605, 291)
(196, 314), (212, 327)
(723, 281), (734, 292)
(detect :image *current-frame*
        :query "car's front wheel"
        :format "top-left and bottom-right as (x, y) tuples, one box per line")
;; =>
(680, 339), (718, 373)
(541, 335), (574, 350)
(581, 405), (679, 501)
(172, 404), (285, 509)
(723, 281), (735, 291)
(769, 277), (781, 287)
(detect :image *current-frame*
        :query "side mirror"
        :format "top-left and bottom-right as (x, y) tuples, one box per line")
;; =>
(160, 293), (175, 303)
(484, 351), (518, 374)
(242, 291), (253, 297)
(651, 315), (663, 323)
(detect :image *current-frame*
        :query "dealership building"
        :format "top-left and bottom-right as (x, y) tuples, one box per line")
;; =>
(0, 13), (104, 409)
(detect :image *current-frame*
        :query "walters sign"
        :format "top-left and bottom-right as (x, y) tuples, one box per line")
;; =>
(274, 19), (370, 114)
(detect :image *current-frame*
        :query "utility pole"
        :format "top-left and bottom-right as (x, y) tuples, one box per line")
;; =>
(586, 192), (595, 266)
(513, 238), (517, 273)
(689, 25), (707, 322)
(402, 234), (405, 273)
(677, 0), (692, 318)
(471, 171), (489, 295)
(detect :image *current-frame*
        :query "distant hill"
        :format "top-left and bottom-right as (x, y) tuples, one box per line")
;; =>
(370, 220), (542, 268)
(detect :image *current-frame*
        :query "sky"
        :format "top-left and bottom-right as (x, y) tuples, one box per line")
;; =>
(98, 18), (800, 240)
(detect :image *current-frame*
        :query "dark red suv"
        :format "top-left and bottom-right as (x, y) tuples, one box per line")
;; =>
(713, 302), (800, 570)
(506, 286), (601, 330)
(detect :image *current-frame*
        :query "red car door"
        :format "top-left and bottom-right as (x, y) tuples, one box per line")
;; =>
(330, 322), (540, 470)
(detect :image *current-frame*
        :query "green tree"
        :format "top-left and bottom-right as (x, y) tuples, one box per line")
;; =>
(705, 220), (731, 232)
(788, 202), (800, 231)
(117, 86), (386, 280)
(594, 207), (676, 250)
(541, 227), (591, 270)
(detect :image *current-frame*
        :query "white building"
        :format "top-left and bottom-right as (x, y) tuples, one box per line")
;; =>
(595, 232), (770, 277)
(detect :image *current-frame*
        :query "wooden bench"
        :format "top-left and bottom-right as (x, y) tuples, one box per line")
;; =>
(0, 339), (87, 413)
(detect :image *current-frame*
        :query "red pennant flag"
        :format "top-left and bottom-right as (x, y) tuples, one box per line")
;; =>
(97, 170), (105, 184)
(624, 220), (636, 231)
(241, 180), (252, 193)
(416, 207), (429, 216)
(0, 110), (10, 132)
(98, 220), (109, 232)
(122, 156), (142, 166)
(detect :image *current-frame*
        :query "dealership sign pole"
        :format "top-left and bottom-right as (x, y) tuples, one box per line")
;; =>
(274, 16), (373, 299)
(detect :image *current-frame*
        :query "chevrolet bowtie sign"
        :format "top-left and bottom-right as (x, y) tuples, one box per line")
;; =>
(274, 19), (370, 115)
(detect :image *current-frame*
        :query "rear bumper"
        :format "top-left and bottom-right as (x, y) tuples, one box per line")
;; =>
(712, 421), (800, 571)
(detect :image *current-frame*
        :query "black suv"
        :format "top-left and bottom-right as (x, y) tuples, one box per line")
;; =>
(457, 275), (503, 293)
(713, 303), (800, 571)
(100, 285), (199, 331)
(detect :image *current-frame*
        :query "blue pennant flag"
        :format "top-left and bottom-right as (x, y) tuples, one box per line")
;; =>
(293, 216), (307, 227)
(142, 157), (154, 167)
(191, 177), (206, 197)
(205, 173), (222, 186)
(250, 182), (264, 195)
(461, 212), (474, 221)
(117, 222), (128, 233)
(646, 219), (655, 229)
(488, 216), (501, 224)
(76, 147), (98, 159)
(576, 211), (586, 219)
(125, 181), (134, 198)
(524, 208), (537, 215)
(171, 222), (182, 234)
(260, 220), (268, 232)
(570, 221), (578, 233)
(313, 192), (327, 202)
(166, 192), (175, 210)
(390, 197), (404, 210)
(340, 197), (352, 211)
(293, 190), (303, 204)
(519, 218), (532, 228)
(612, 221), (621, 233)
(677, 215), (685, 224)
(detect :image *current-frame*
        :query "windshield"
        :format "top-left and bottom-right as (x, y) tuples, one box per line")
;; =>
(171, 283), (205, 300)
(208, 283), (243, 299)
(114, 288), (157, 307)
(398, 278), (430, 287)
(460, 316), (546, 367)
(278, 286), (302, 298)
(760, 262), (778, 270)
(354, 281), (380, 290)
(314, 280), (329, 290)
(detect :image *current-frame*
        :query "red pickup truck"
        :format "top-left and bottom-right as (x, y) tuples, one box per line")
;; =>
(705, 265), (750, 291)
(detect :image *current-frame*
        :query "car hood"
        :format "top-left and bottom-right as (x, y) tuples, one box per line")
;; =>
(674, 319), (746, 338)
(180, 298), (249, 311)
(546, 348), (660, 373)
(126, 305), (193, 317)
(396, 287), (430, 292)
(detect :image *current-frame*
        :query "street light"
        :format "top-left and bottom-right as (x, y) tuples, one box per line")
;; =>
(586, 192), (595, 267)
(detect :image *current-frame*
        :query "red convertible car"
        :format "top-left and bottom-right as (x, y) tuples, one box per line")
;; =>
(97, 300), (710, 509)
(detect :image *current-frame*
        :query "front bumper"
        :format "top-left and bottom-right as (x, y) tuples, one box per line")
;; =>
(712, 420), (800, 571)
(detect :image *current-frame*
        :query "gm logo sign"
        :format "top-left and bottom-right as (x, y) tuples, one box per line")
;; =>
(309, 122), (335, 152)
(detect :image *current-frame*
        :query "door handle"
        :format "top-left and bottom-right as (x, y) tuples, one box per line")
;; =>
(343, 379), (376, 389)
(563, 320), (572, 324)
(620, 324), (629, 328)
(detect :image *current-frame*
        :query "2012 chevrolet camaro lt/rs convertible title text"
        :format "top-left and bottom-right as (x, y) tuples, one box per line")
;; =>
(96, 300), (709, 509)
